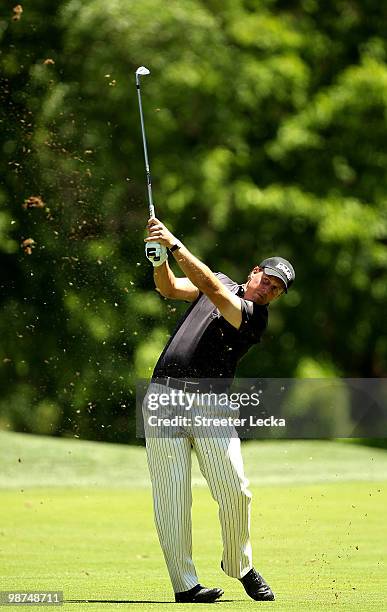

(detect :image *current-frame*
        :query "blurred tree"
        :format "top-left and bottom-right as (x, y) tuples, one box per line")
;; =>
(0, 0), (386, 442)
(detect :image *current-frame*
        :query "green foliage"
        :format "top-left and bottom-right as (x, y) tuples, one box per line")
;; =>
(0, 0), (386, 441)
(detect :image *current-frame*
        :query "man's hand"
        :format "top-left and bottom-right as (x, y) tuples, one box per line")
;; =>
(144, 218), (177, 249)
(145, 242), (168, 267)
(145, 217), (242, 326)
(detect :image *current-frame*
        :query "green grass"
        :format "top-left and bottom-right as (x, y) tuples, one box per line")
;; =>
(0, 432), (387, 610)
(2, 432), (387, 489)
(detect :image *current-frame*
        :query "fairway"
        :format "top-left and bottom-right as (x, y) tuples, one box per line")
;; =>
(1, 433), (387, 611)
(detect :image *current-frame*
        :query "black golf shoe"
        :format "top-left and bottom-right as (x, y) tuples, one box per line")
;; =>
(239, 567), (275, 601)
(175, 584), (224, 603)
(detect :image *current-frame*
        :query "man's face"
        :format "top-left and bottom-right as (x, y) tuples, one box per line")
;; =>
(244, 267), (285, 305)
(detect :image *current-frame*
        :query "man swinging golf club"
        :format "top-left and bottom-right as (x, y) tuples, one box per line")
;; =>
(136, 65), (295, 603)
(144, 218), (295, 603)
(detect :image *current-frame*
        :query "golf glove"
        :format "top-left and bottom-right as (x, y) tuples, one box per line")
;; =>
(145, 241), (168, 267)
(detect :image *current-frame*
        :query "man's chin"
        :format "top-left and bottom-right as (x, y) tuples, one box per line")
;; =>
(254, 294), (267, 305)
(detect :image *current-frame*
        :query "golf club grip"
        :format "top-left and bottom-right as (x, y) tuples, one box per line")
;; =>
(147, 173), (155, 218)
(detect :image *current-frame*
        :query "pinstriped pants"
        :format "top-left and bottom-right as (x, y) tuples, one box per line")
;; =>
(143, 382), (253, 593)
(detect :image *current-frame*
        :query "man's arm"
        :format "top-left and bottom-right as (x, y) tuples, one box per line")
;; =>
(145, 218), (242, 329)
(153, 261), (200, 301)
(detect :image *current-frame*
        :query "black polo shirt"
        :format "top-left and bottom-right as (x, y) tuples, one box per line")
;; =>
(152, 272), (268, 381)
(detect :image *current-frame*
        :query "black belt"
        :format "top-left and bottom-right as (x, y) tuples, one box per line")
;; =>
(151, 376), (222, 394)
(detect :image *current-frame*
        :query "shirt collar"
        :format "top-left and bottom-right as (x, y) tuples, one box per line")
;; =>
(237, 284), (245, 298)
(236, 283), (269, 308)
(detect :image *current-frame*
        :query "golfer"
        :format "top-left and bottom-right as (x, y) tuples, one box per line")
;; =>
(143, 217), (295, 603)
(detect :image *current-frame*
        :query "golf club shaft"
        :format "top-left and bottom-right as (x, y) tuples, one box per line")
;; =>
(136, 76), (155, 219)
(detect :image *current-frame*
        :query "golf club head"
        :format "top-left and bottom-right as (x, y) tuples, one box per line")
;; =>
(136, 66), (150, 77)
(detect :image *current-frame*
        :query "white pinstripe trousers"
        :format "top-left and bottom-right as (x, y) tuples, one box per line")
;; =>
(143, 383), (253, 593)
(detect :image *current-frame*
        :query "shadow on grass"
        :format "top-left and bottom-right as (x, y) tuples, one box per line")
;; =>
(65, 599), (237, 604)
(65, 601), (173, 605)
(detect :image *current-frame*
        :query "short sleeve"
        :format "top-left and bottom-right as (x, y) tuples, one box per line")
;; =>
(213, 271), (234, 287)
(187, 272), (230, 303)
(239, 299), (268, 341)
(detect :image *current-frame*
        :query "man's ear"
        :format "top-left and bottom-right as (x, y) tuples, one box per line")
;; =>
(247, 265), (261, 283)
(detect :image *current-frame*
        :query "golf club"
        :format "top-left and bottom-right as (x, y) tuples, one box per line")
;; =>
(135, 65), (163, 265)
(135, 66), (155, 219)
